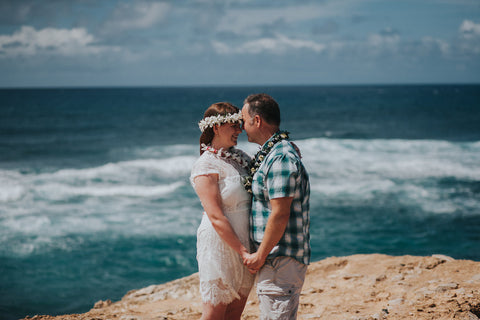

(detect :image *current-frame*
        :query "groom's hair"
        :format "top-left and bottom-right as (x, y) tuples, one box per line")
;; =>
(244, 93), (281, 126)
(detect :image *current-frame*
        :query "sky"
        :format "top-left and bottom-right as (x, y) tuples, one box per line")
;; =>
(0, 0), (479, 87)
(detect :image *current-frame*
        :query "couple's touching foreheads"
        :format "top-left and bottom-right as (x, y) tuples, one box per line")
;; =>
(190, 93), (310, 320)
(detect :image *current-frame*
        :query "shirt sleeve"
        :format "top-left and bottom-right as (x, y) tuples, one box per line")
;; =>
(266, 153), (297, 199)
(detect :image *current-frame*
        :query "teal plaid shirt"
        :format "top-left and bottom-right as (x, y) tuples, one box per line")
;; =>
(250, 135), (311, 265)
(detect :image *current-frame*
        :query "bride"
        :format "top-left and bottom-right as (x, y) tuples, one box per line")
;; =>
(190, 102), (255, 320)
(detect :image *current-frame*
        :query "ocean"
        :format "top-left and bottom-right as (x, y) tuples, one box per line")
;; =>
(0, 85), (479, 319)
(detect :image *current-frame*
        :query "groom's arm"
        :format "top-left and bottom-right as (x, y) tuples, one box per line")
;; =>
(244, 197), (292, 272)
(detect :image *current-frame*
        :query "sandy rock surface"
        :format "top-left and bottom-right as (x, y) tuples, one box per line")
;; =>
(23, 254), (480, 320)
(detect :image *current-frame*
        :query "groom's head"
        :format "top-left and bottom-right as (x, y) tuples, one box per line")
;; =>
(242, 93), (281, 145)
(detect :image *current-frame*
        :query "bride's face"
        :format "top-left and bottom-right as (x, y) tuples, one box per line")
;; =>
(215, 122), (243, 148)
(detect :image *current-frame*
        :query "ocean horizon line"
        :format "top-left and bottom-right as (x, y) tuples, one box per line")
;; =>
(1, 82), (480, 90)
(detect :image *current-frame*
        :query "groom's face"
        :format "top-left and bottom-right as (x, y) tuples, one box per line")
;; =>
(241, 104), (256, 143)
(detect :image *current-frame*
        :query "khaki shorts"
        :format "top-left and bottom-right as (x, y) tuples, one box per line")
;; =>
(256, 256), (307, 320)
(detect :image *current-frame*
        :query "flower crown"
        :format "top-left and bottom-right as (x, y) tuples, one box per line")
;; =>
(198, 111), (242, 132)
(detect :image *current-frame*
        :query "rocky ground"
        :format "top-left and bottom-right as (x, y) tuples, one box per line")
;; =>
(23, 254), (480, 320)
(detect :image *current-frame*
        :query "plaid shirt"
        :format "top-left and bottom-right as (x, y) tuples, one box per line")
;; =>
(250, 135), (311, 265)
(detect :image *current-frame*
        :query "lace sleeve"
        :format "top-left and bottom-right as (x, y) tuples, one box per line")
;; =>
(190, 154), (220, 188)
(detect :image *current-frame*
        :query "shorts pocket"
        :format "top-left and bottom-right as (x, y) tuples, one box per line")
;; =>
(257, 284), (296, 296)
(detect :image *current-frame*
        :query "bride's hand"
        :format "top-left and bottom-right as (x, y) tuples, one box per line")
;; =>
(243, 252), (266, 274)
(241, 253), (257, 274)
(241, 252), (252, 264)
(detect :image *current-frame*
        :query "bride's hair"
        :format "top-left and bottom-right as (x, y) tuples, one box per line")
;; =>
(199, 102), (239, 155)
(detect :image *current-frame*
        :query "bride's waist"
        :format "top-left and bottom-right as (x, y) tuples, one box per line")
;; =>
(222, 199), (251, 213)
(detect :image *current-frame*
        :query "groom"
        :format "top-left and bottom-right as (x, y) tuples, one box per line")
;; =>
(241, 93), (310, 320)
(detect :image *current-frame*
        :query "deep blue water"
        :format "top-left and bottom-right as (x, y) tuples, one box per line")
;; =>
(0, 85), (479, 319)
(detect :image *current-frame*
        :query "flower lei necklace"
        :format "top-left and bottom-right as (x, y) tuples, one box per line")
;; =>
(201, 143), (250, 168)
(244, 130), (290, 193)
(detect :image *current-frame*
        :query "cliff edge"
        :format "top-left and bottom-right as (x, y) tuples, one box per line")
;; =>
(23, 254), (480, 320)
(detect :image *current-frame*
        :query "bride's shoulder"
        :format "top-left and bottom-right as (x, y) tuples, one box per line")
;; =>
(193, 151), (219, 167)
(191, 152), (222, 179)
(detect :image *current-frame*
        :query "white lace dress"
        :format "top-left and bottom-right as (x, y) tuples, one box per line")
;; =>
(190, 149), (255, 305)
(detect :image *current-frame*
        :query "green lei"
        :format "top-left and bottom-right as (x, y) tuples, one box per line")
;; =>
(244, 130), (290, 194)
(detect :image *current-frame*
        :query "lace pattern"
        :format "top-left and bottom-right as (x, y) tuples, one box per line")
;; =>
(199, 278), (253, 305)
(200, 278), (240, 305)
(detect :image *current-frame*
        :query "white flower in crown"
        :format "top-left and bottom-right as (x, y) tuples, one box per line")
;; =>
(198, 111), (242, 132)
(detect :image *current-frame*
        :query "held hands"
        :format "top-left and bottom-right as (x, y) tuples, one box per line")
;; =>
(241, 251), (266, 274)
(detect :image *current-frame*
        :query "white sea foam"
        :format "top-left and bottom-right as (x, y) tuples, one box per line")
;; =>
(0, 170), (27, 202)
(49, 156), (196, 181)
(299, 138), (480, 180)
(36, 181), (185, 200)
(0, 153), (200, 256)
(1, 138), (479, 256)
(297, 138), (480, 215)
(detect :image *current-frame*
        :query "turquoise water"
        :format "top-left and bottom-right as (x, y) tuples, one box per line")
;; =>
(1, 85), (479, 319)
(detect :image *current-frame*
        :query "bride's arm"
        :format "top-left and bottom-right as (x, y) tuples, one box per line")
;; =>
(194, 174), (250, 259)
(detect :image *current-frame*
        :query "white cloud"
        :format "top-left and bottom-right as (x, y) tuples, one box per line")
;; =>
(320, 29), (454, 61)
(102, 1), (170, 34)
(216, 3), (353, 37)
(368, 29), (400, 48)
(0, 26), (118, 58)
(212, 34), (325, 54)
(459, 20), (480, 38)
(457, 20), (480, 55)
(420, 37), (450, 55)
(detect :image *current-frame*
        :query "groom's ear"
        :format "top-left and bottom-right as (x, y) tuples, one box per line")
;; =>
(254, 115), (262, 128)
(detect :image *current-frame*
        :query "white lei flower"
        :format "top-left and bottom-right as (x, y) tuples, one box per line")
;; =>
(201, 143), (249, 168)
(198, 112), (242, 132)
